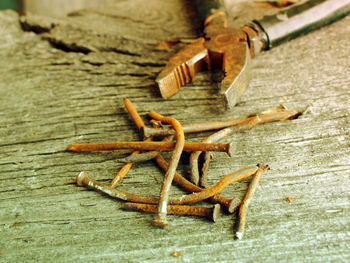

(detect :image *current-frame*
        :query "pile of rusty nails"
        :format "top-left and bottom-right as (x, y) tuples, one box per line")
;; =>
(67, 98), (301, 239)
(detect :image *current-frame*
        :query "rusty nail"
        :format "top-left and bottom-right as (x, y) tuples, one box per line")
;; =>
(117, 134), (174, 164)
(116, 150), (160, 163)
(224, 197), (242, 214)
(190, 125), (241, 186)
(149, 112), (184, 227)
(109, 161), (133, 188)
(121, 100), (184, 227)
(173, 165), (261, 205)
(120, 202), (221, 222)
(109, 98), (151, 188)
(77, 171), (159, 204)
(66, 141), (232, 156)
(143, 107), (302, 138)
(200, 152), (211, 187)
(235, 164), (270, 240)
(191, 106), (301, 187)
(199, 125), (244, 187)
(123, 98), (145, 131)
(76, 166), (253, 207)
(155, 153), (240, 213)
(155, 157), (261, 205)
(141, 125), (175, 138)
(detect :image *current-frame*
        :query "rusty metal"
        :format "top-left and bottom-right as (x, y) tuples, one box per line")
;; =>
(142, 116), (246, 138)
(156, 11), (260, 109)
(173, 165), (261, 205)
(116, 135), (174, 164)
(223, 197), (242, 214)
(121, 98), (185, 227)
(200, 152), (213, 188)
(189, 125), (239, 186)
(148, 112), (185, 227)
(66, 141), (232, 156)
(120, 100), (240, 213)
(77, 171), (159, 204)
(71, 99), (273, 229)
(143, 107), (301, 138)
(116, 150), (160, 163)
(154, 153), (241, 213)
(116, 147), (170, 163)
(109, 161), (133, 188)
(156, 0), (350, 109)
(120, 202), (221, 222)
(193, 105), (301, 187)
(123, 102), (241, 213)
(235, 165), (270, 240)
(109, 98), (153, 188)
(76, 165), (260, 206)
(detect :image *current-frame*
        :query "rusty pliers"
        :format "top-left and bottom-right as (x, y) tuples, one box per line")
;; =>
(156, 0), (350, 109)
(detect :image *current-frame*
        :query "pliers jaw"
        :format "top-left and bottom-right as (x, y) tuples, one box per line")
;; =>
(156, 11), (260, 109)
(155, 38), (210, 99)
(218, 44), (252, 109)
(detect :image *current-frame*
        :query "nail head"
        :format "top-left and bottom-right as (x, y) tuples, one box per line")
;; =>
(228, 198), (242, 214)
(152, 214), (169, 227)
(76, 171), (88, 186)
(211, 204), (221, 222)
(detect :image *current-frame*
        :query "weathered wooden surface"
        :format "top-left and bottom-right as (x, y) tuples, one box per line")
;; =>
(19, 0), (116, 17)
(1, 0), (349, 262)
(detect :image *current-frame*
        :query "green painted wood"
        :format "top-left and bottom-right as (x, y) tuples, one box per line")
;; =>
(0, 0), (17, 10)
(1, 0), (349, 262)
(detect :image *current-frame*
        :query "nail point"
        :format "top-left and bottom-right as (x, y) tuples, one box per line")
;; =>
(66, 144), (76, 151)
(235, 231), (243, 240)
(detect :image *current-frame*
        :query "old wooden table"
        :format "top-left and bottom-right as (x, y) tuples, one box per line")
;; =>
(1, 0), (349, 262)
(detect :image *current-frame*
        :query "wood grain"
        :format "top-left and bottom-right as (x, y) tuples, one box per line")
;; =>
(1, 0), (349, 262)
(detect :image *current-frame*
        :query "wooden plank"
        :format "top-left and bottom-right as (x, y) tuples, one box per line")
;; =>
(19, 0), (116, 16)
(1, 0), (350, 262)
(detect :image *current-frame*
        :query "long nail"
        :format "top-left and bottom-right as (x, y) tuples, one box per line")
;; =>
(200, 124), (252, 187)
(143, 107), (302, 138)
(76, 166), (254, 207)
(77, 171), (159, 204)
(141, 119), (245, 138)
(235, 165), (270, 240)
(109, 98), (150, 188)
(155, 154), (240, 213)
(117, 134), (174, 164)
(156, 158), (262, 205)
(66, 141), (232, 156)
(109, 159), (134, 188)
(149, 112), (185, 227)
(196, 107), (301, 187)
(123, 98), (146, 130)
(117, 151), (160, 163)
(190, 125), (244, 186)
(121, 102), (184, 227)
(121, 202), (221, 222)
(172, 165), (261, 205)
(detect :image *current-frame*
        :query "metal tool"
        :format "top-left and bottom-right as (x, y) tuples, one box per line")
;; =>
(156, 0), (350, 109)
